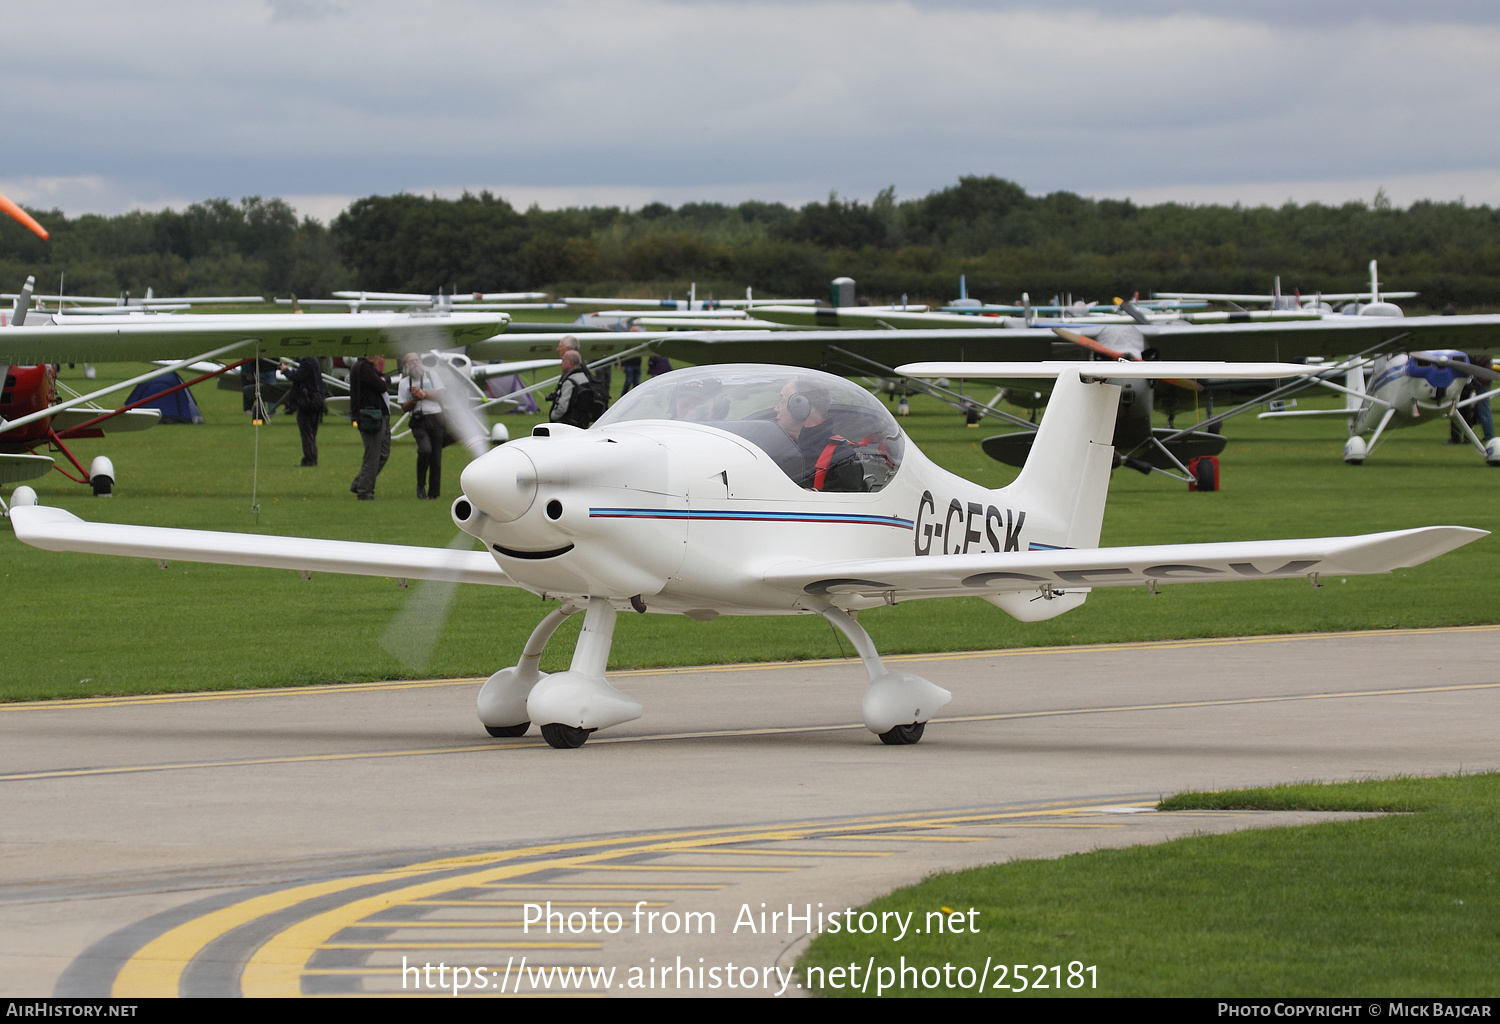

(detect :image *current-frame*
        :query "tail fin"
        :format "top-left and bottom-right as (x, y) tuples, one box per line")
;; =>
(11, 274), (33, 325)
(997, 369), (1118, 549)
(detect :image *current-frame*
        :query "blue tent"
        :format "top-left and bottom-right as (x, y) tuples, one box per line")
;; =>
(125, 372), (203, 424)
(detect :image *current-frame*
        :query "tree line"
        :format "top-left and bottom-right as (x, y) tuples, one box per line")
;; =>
(3, 178), (1498, 309)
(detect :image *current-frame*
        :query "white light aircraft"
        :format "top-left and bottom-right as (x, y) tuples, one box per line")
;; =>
(11, 362), (1483, 749)
(1259, 350), (1500, 465)
(1154, 261), (1418, 317)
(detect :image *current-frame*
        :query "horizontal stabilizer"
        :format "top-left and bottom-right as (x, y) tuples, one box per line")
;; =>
(765, 527), (1486, 603)
(981, 427), (1227, 469)
(9, 505), (515, 586)
(899, 361), (1314, 380)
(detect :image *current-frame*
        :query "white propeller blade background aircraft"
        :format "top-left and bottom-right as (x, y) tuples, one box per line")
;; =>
(11, 362), (1483, 749)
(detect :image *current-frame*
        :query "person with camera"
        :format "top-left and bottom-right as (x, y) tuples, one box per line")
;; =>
(399, 352), (447, 500)
(548, 350), (606, 428)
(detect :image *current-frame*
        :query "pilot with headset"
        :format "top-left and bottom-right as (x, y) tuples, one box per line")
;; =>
(774, 379), (862, 491)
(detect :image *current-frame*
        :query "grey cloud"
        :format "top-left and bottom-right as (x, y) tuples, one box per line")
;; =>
(265, 0), (347, 22)
(4, 0), (1499, 214)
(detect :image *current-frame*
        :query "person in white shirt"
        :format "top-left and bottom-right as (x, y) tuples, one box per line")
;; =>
(399, 352), (447, 500)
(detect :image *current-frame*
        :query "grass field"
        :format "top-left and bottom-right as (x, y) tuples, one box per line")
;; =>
(798, 773), (1500, 997)
(2, 356), (1497, 701)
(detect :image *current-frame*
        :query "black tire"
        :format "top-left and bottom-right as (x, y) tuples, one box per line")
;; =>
(541, 723), (593, 749)
(878, 722), (925, 746)
(1194, 459), (1218, 492)
(485, 722), (530, 738)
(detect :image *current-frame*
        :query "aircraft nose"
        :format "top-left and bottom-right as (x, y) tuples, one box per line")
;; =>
(460, 446), (538, 523)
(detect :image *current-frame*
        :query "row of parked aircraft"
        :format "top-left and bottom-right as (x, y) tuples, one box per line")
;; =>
(5, 256), (1500, 506)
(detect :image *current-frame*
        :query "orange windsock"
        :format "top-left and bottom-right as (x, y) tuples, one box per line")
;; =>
(0, 193), (48, 239)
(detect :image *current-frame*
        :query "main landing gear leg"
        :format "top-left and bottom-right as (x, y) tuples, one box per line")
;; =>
(527, 597), (643, 749)
(477, 603), (579, 737)
(820, 606), (951, 745)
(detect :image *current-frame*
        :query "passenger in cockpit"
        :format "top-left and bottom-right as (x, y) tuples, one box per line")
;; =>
(670, 378), (724, 422)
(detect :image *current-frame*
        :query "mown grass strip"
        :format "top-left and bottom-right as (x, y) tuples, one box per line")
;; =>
(800, 773), (1500, 997)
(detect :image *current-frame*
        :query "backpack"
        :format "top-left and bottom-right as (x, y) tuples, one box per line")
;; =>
(562, 368), (610, 427)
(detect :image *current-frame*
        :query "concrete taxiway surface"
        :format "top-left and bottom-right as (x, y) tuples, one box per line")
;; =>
(1, 625), (1496, 997)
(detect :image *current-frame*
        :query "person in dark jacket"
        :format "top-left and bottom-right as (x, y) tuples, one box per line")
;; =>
(285, 357), (326, 467)
(548, 351), (601, 427)
(349, 356), (390, 500)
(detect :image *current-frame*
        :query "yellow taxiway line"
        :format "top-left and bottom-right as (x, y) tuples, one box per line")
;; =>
(110, 799), (1139, 998)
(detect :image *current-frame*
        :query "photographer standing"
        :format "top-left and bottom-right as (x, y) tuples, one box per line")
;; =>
(400, 352), (446, 500)
(548, 350), (606, 428)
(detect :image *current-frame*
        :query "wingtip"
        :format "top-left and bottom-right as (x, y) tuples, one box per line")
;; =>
(8, 504), (84, 540)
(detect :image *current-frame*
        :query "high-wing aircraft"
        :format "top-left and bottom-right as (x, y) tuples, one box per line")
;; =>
(0, 362), (165, 501)
(1258, 350), (1500, 465)
(1154, 261), (1418, 317)
(11, 362), (1483, 749)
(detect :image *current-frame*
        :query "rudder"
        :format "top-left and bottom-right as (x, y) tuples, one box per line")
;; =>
(996, 369), (1118, 550)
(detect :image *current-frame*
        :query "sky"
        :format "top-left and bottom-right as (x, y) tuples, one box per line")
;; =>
(5, 1), (1500, 221)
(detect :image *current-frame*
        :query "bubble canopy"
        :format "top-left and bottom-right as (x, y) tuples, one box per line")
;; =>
(595, 364), (906, 492)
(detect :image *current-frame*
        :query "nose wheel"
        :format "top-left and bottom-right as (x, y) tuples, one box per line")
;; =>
(878, 722), (926, 746)
(541, 723), (594, 749)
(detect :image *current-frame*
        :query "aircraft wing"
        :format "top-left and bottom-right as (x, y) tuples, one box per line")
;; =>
(1154, 291), (1420, 302)
(0, 312), (511, 364)
(468, 332), (675, 361)
(761, 528), (1485, 602)
(9, 505), (516, 586)
(651, 314), (1500, 371)
(897, 361), (1314, 380)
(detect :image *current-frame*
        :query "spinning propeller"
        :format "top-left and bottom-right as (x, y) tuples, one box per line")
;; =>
(1052, 327), (1201, 391)
(1410, 351), (1500, 383)
(376, 321), (503, 671)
